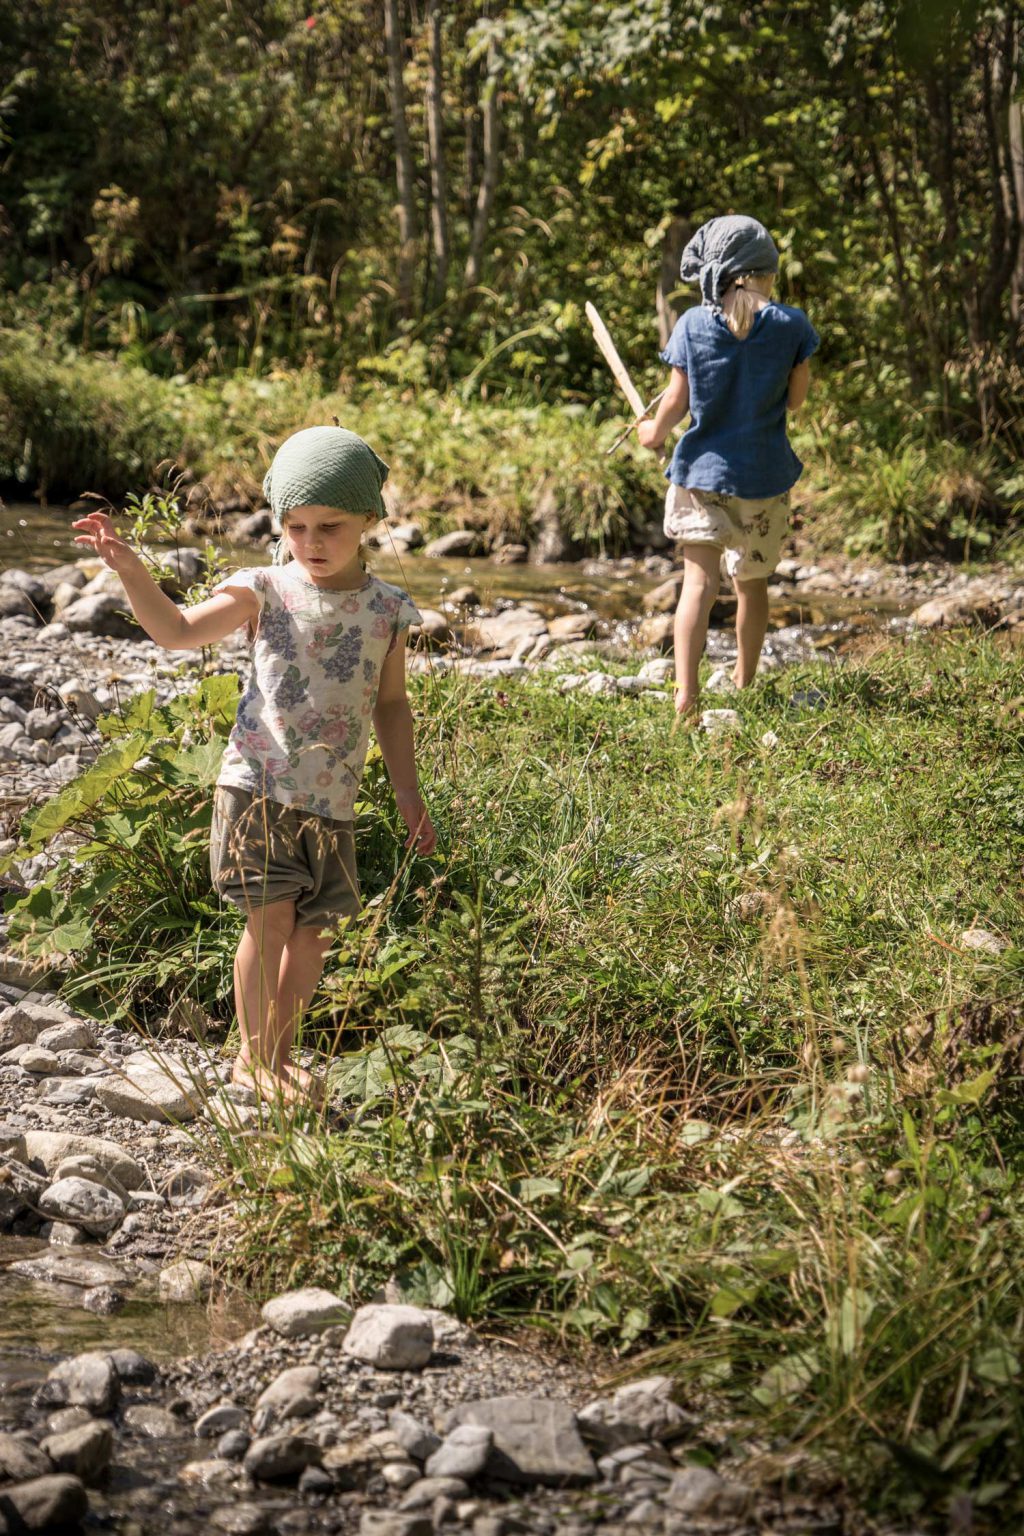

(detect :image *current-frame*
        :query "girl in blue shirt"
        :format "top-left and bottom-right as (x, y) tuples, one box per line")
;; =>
(638, 216), (819, 717)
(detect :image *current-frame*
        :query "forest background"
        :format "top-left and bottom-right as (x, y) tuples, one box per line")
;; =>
(1, 0), (1023, 559)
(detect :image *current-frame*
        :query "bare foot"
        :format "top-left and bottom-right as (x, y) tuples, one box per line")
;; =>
(232, 1056), (305, 1107)
(673, 688), (699, 725)
(282, 1059), (326, 1106)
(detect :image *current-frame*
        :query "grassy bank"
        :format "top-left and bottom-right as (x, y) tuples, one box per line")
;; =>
(2, 330), (1022, 562)
(4, 633), (1023, 1526)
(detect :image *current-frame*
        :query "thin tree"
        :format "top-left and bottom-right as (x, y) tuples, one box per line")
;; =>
(424, 0), (450, 306)
(383, 0), (418, 317)
(463, 43), (500, 291)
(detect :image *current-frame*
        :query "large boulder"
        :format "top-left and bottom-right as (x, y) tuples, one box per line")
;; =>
(465, 607), (547, 657)
(94, 1059), (200, 1124)
(0, 1474), (89, 1531)
(20, 1131), (145, 1191)
(261, 1287), (350, 1338)
(39, 1177), (125, 1238)
(423, 530), (483, 559)
(443, 1396), (597, 1487)
(60, 593), (139, 639)
(342, 1305), (434, 1370)
(40, 1352), (120, 1413)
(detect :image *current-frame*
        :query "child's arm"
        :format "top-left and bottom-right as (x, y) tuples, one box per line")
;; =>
(372, 640), (437, 855)
(787, 360), (811, 410)
(637, 367), (690, 450)
(72, 511), (259, 649)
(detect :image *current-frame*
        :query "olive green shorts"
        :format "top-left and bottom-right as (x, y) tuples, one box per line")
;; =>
(210, 785), (360, 931)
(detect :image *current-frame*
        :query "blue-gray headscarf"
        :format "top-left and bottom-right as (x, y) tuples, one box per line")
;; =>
(680, 216), (780, 309)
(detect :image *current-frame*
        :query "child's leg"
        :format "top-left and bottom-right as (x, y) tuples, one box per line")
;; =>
(733, 575), (770, 687)
(275, 925), (335, 1093)
(673, 544), (722, 713)
(233, 898), (298, 1087)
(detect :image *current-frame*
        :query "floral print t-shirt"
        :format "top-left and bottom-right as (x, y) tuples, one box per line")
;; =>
(213, 564), (420, 821)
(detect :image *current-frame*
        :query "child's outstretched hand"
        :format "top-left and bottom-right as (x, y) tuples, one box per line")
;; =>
(71, 512), (142, 576)
(396, 790), (437, 856)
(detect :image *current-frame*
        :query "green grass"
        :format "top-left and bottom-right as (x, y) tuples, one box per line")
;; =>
(4, 632), (1023, 1526)
(2, 329), (1022, 560)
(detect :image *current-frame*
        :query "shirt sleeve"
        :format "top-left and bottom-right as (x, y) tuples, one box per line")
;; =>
(795, 312), (820, 365)
(659, 312), (691, 372)
(210, 567), (268, 611)
(386, 592), (422, 655)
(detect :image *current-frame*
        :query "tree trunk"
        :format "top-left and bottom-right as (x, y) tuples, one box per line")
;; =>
(657, 217), (690, 349)
(1010, 94), (1024, 323)
(424, 0), (449, 306)
(383, 0), (418, 317)
(464, 45), (500, 291)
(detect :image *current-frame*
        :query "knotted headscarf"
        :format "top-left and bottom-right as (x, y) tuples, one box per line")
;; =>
(263, 426), (390, 520)
(680, 215), (780, 309)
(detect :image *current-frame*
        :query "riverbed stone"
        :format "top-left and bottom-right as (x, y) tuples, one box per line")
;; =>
(159, 1258), (213, 1301)
(577, 1376), (690, 1451)
(343, 1305), (434, 1370)
(40, 1352), (119, 1414)
(20, 1130), (145, 1190)
(52, 1155), (128, 1198)
(107, 1349), (156, 1385)
(423, 530), (482, 558)
(664, 1464), (752, 1517)
(243, 1432), (321, 1482)
(35, 1020), (94, 1053)
(388, 1409), (441, 1462)
(19, 1046), (60, 1075)
(9, 1250), (131, 1289)
(465, 608), (547, 657)
(360, 1515), (433, 1536)
(0, 1473), (89, 1530)
(425, 1423), (493, 1480)
(960, 927), (1007, 955)
(123, 1404), (186, 1438)
(39, 1078), (97, 1107)
(47, 1220), (90, 1247)
(0, 1157), (46, 1227)
(700, 707), (741, 735)
(211, 1504), (274, 1535)
(261, 1287), (350, 1338)
(397, 1475), (470, 1510)
(255, 1365), (321, 1421)
(39, 1176), (125, 1237)
(159, 1162), (213, 1208)
(39, 1419), (113, 1483)
(81, 1284), (125, 1314)
(0, 1432), (50, 1482)
(0, 1001), (68, 1052)
(94, 1064), (200, 1123)
(196, 1403), (249, 1439)
(445, 1397), (597, 1487)
(178, 1457), (239, 1488)
(60, 592), (139, 639)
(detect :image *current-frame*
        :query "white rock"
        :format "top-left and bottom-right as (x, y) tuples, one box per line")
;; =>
(261, 1287), (350, 1338)
(665, 1464), (751, 1517)
(20, 1046), (61, 1074)
(159, 1259), (214, 1302)
(255, 1366), (321, 1420)
(94, 1063), (199, 1123)
(35, 1020), (95, 1053)
(705, 666), (737, 693)
(700, 708), (741, 735)
(961, 928), (1007, 955)
(761, 729), (780, 748)
(21, 1130), (145, 1190)
(424, 1423), (492, 1480)
(638, 658), (673, 684)
(42, 1352), (120, 1413)
(343, 1305), (434, 1370)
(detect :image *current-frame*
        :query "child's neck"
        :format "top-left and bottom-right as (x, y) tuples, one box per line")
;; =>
(299, 557), (367, 591)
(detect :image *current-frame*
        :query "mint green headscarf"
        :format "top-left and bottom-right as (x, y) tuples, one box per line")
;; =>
(263, 426), (390, 520)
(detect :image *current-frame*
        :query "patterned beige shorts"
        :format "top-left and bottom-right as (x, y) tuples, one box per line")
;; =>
(664, 484), (790, 580)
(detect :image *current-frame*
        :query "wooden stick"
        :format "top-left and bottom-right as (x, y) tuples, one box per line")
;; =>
(585, 302), (646, 416)
(605, 389), (668, 455)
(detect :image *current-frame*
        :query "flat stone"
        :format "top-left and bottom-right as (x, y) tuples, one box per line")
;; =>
(665, 1464), (752, 1516)
(547, 613), (598, 642)
(445, 1397), (597, 1487)
(40, 1352), (119, 1413)
(81, 1285), (125, 1314)
(38, 1419), (113, 1482)
(397, 1475), (470, 1509)
(465, 607), (546, 657)
(61, 592), (139, 639)
(21, 1130), (145, 1190)
(700, 707), (741, 735)
(388, 1409), (441, 1461)
(39, 1176), (125, 1237)
(9, 1251), (130, 1289)
(381, 1461), (421, 1490)
(20, 1046), (60, 1074)
(45, 1408), (92, 1435)
(53, 1155), (128, 1198)
(34, 1021), (94, 1053)
(425, 1423), (492, 1480)
(211, 1503), (274, 1535)
(243, 1432), (321, 1481)
(255, 1365), (321, 1420)
(196, 1403), (249, 1439)
(261, 1287), (350, 1338)
(0, 1473), (89, 1530)
(94, 1065), (199, 1124)
(423, 530), (482, 558)
(961, 928), (1007, 955)
(216, 1429), (251, 1461)
(577, 1376), (690, 1451)
(342, 1305), (434, 1370)
(159, 1259), (213, 1302)
(39, 1078), (97, 1107)
(123, 1404), (186, 1437)
(178, 1457), (238, 1488)
(0, 1431), (50, 1482)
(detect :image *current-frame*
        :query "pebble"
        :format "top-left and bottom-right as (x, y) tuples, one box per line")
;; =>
(0, 1473), (90, 1530)
(960, 928), (1007, 955)
(40, 1351), (120, 1414)
(242, 1431), (321, 1481)
(0, 1430), (51, 1481)
(664, 1464), (751, 1516)
(254, 1364), (321, 1421)
(38, 1418), (113, 1482)
(196, 1402), (250, 1438)
(123, 1404), (186, 1437)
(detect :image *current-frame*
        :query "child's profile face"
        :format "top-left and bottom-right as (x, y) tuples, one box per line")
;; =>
(283, 504), (373, 587)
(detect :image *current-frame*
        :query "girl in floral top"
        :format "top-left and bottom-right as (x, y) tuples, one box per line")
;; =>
(73, 426), (435, 1105)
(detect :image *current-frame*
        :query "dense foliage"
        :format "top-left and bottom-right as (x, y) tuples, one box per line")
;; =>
(1, 1), (1021, 441)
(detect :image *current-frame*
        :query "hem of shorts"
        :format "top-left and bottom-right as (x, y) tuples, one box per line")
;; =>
(215, 774), (358, 825)
(215, 886), (361, 920)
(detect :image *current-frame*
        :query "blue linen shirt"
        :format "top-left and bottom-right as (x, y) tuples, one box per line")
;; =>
(660, 302), (819, 498)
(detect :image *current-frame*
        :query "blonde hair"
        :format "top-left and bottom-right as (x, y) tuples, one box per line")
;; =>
(723, 272), (775, 339)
